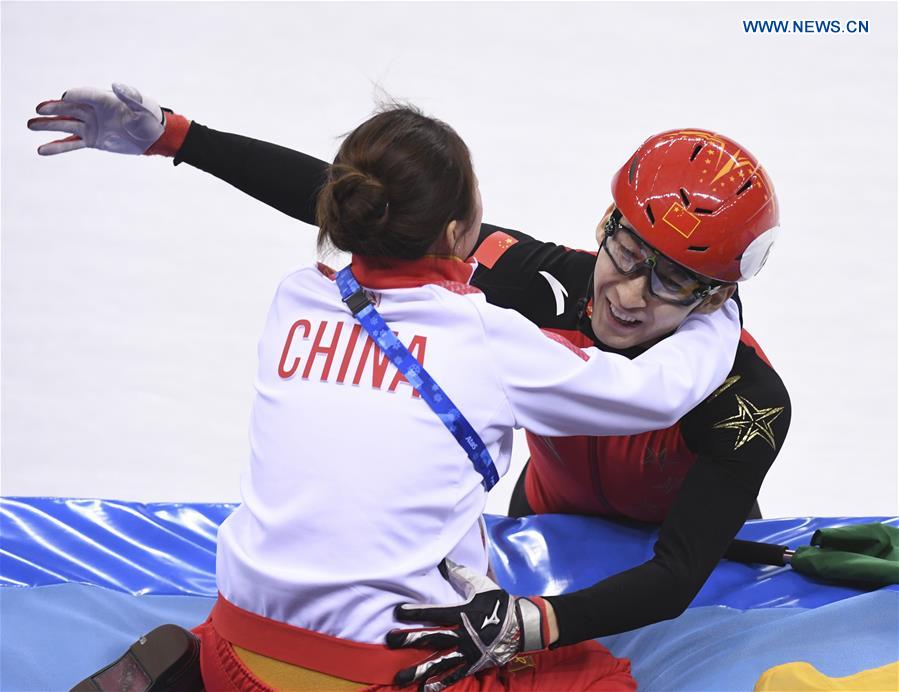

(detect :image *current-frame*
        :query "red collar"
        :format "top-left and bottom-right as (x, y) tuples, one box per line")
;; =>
(351, 254), (476, 289)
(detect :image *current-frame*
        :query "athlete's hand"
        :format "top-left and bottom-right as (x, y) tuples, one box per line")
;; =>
(386, 560), (552, 691)
(27, 83), (187, 157)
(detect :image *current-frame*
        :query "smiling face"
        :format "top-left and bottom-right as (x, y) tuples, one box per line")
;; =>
(589, 207), (734, 350)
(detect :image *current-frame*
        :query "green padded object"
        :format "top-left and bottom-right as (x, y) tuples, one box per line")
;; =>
(791, 523), (899, 586)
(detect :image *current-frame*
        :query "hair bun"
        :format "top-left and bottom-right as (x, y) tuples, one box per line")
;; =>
(316, 106), (476, 259)
(329, 164), (389, 234)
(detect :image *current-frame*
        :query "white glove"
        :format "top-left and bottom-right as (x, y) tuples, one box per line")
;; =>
(28, 83), (165, 156)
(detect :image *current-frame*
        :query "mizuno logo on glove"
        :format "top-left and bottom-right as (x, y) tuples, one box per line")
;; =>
(386, 559), (551, 691)
(481, 600), (501, 629)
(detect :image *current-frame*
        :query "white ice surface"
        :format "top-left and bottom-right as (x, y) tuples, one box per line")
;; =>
(2, 2), (896, 517)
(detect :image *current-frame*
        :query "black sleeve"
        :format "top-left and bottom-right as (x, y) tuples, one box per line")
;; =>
(546, 352), (791, 644)
(468, 224), (596, 328)
(173, 121), (330, 226)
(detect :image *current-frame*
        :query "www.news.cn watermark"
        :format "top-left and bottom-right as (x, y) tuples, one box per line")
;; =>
(743, 19), (869, 34)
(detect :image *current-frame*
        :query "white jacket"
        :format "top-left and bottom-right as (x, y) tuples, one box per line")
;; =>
(216, 256), (740, 643)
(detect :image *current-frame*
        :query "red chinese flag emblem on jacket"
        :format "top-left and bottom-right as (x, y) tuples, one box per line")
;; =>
(475, 231), (519, 269)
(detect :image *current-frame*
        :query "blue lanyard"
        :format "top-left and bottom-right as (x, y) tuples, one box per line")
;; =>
(335, 266), (499, 491)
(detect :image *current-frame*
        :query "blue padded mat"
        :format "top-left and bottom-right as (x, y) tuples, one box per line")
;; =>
(0, 584), (214, 691)
(4, 584), (897, 691)
(2, 498), (897, 691)
(600, 590), (899, 690)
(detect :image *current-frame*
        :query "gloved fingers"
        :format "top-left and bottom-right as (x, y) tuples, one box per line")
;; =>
(394, 651), (466, 687)
(28, 114), (87, 155)
(35, 99), (93, 121)
(27, 116), (86, 137)
(37, 135), (85, 156)
(386, 626), (459, 650)
(422, 663), (470, 692)
(395, 603), (462, 626)
(57, 86), (115, 107)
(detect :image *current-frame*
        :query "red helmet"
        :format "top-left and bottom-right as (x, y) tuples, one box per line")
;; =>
(611, 129), (779, 282)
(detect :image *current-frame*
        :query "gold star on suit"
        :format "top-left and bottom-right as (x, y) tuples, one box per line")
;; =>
(713, 395), (785, 450)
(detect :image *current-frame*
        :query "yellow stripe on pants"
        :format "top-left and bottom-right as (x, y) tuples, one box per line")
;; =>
(233, 644), (364, 691)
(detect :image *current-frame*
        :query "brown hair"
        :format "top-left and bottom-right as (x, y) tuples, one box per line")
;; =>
(316, 105), (477, 259)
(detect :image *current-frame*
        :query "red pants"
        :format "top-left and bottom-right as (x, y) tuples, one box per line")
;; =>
(193, 619), (635, 691)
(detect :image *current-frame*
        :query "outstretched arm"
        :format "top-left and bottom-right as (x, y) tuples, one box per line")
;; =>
(547, 361), (791, 643)
(29, 83), (592, 329)
(549, 454), (776, 642)
(173, 121), (328, 226)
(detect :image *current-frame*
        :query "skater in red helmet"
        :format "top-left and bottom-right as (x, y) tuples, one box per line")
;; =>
(30, 87), (785, 689)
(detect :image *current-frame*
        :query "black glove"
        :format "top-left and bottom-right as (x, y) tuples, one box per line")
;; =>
(386, 559), (551, 691)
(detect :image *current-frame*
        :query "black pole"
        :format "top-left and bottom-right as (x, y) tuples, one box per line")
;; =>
(723, 538), (793, 566)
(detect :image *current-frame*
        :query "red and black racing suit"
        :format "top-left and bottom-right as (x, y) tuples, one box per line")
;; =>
(171, 123), (792, 646)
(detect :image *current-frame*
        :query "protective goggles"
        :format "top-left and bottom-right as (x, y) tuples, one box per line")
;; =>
(601, 209), (721, 306)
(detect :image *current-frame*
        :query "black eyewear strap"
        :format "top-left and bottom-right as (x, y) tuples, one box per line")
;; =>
(602, 209), (721, 306)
